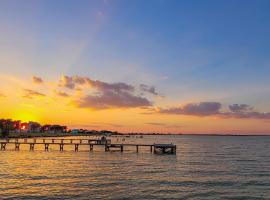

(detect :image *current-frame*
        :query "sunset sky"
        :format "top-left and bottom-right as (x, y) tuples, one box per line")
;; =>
(1, 0), (270, 134)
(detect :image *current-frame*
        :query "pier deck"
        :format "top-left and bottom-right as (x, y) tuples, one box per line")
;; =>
(0, 138), (176, 154)
(154, 144), (176, 154)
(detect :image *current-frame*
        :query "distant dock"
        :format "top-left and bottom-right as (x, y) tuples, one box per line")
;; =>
(0, 138), (176, 154)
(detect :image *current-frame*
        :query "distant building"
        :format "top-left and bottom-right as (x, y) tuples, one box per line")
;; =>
(41, 124), (67, 134)
(13, 120), (21, 132)
(28, 121), (41, 132)
(100, 130), (114, 136)
(71, 129), (80, 134)
(0, 118), (69, 136)
(50, 125), (67, 133)
(41, 125), (51, 133)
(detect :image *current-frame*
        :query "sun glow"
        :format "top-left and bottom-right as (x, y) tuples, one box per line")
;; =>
(21, 125), (26, 130)
(13, 112), (38, 122)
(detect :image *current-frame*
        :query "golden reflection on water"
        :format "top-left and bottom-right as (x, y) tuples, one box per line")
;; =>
(1, 135), (270, 199)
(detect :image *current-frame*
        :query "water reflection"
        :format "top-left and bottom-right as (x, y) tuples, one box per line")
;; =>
(1, 135), (270, 199)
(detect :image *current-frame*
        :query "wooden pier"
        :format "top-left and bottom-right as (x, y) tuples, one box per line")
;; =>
(0, 138), (176, 154)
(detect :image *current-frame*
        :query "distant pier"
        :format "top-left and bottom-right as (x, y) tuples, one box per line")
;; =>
(0, 138), (176, 154)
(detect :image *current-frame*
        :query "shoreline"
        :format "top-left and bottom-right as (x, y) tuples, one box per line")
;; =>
(1, 132), (270, 138)
(4, 132), (106, 138)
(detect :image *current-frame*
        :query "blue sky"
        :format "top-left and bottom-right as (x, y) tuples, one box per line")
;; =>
(1, 0), (270, 133)
(1, 0), (269, 90)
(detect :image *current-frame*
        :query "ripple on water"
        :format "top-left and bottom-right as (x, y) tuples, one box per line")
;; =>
(1, 135), (270, 199)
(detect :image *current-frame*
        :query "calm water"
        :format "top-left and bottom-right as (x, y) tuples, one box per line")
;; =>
(0, 135), (270, 200)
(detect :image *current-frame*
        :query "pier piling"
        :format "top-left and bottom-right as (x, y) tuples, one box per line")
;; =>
(15, 143), (20, 150)
(89, 145), (93, 151)
(1, 143), (6, 150)
(75, 144), (79, 151)
(30, 143), (35, 151)
(45, 144), (49, 151)
(105, 144), (109, 152)
(60, 144), (64, 151)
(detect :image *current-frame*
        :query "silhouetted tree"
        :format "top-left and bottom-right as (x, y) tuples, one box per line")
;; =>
(0, 119), (14, 137)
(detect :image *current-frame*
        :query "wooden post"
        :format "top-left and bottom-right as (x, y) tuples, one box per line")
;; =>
(150, 146), (153, 153)
(52, 139), (55, 143)
(43, 139), (45, 143)
(136, 145), (139, 153)
(34, 139), (36, 143)
(120, 145), (123, 152)
(173, 146), (176, 154)
(90, 145), (93, 151)
(30, 143), (35, 151)
(75, 144), (79, 151)
(1, 143), (6, 151)
(60, 144), (64, 151)
(15, 143), (20, 150)
(45, 144), (49, 151)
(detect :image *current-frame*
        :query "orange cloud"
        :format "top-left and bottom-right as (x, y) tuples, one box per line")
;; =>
(58, 75), (75, 89)
(0, 92), (6, 98)
(22, 89), (46, 99)
(32, 76), (43, 84)
(54, 90), (70, 97)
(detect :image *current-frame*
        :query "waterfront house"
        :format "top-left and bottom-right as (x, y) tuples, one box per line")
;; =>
(41, 124), (67, 134)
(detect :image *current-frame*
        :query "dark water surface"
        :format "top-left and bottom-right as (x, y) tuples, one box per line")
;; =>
(1, 135), (270, 200)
